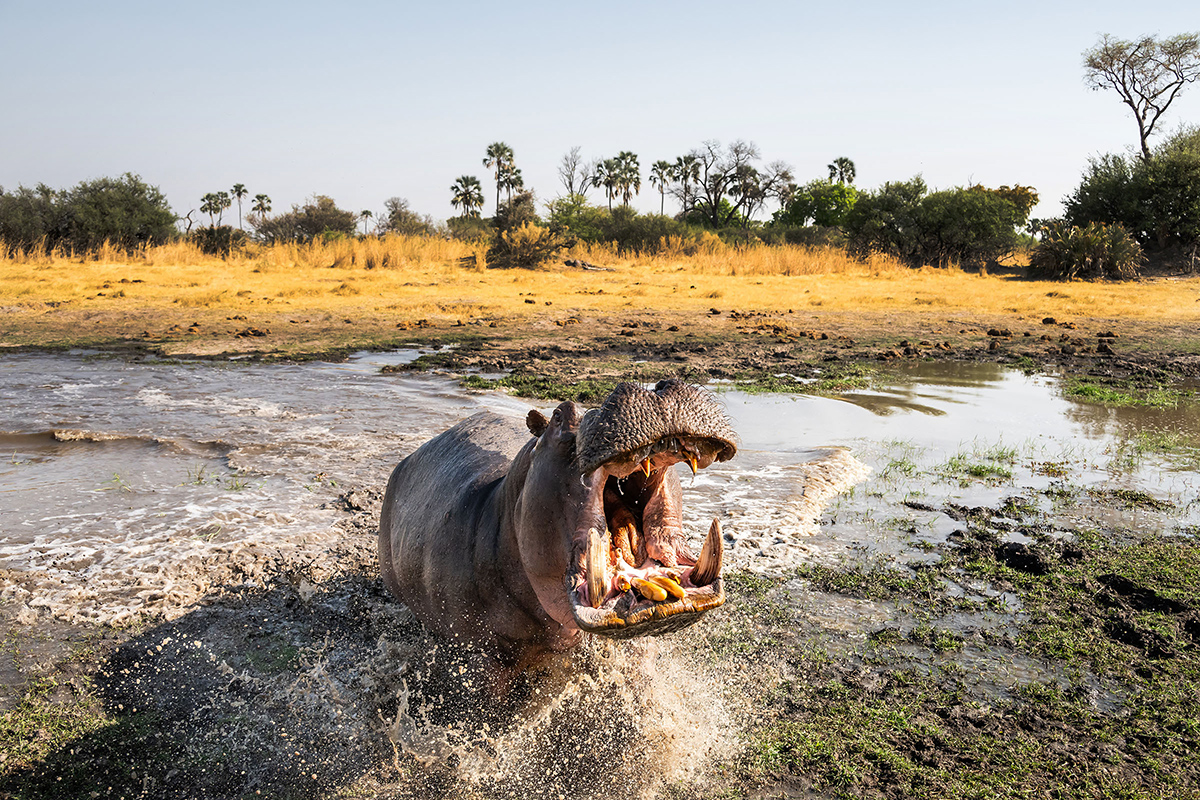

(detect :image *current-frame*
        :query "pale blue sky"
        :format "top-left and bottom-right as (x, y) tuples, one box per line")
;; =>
(2, 0), (1198, 224)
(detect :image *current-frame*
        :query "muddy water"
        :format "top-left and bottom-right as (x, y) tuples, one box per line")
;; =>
(3, 353), (1199, 796)
(2, 354), (1198, 626)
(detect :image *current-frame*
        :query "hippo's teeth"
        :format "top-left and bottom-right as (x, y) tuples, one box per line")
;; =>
(648, 574), (685, 600)
(632, 577), (667, 602)
(586, 527), (608, 608)
(691, 518), (723, 587)
(684, 452), (698, 476)
(641, 459), (652, 478)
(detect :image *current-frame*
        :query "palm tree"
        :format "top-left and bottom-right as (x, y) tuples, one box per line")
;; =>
(615, 151), (641, 207)
(672, 154), (700, 214)
(450, 175), (484, 218)
(482, 142), (514, 212)
(251, 193), (271, 218)
(231, 183), (248, 229)
(591, 158), (619, 210)
(649, 160), (672, 214)
(827, 157), (856, 185)
(200, 191), (232, 228)
(360, 210), (373, 236)
(499, 163), (523, 203)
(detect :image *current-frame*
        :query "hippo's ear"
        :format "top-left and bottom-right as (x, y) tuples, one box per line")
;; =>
(526, 410), (549, 437)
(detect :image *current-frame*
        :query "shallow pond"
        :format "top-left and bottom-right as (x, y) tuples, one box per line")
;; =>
(1, 353), (1198, 626)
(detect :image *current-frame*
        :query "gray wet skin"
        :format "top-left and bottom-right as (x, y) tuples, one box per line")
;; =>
(378, 379), (738, 693)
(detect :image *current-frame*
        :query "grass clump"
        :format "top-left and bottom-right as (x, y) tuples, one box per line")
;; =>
(462, 373), (622, 404)
(1064, 379), (1189, 409)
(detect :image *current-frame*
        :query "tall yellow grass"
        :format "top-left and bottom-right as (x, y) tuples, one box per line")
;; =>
(1, 234), (1198, 324)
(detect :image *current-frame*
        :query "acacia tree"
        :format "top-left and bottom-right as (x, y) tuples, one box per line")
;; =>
(450, 175), (484, 218)
(482, 142), (514, 212)
(231, 183), (248, 229)
(1084, 32), (1200, 161)
(649, 160), (672, 214)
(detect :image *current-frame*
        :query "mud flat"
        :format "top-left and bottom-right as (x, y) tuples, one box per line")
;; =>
(2, 353), (1200, 798)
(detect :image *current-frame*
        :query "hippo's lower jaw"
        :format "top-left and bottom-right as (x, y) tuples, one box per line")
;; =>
(565, 435), (727, 639)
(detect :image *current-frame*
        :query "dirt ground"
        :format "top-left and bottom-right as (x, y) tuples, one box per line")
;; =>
(3, 301), (1200, 384)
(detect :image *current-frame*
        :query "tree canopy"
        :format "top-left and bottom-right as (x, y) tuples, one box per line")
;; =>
(1084, 32), (1200, 160)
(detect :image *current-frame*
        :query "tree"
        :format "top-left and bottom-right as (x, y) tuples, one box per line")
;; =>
(592, 158), (620, 210)
(649, 160), (672, 214)
(558, 147), (596, 197)
(669, 154), (701, 215)
(483, 142), (515, 212)
(250, 195), (357, 243)
(499, 162), (524, 203)
(381, 197), (434, 236)
(687, 140), (764, 228)
(63, 173), (177, 251)
(1065, 125), (1200, 248)
(775, 179), (859, 227)
(614, 151), (641, 207)
(360, 210), (373, 236)
(827, 157), (856, 185)
(231, 183), (248, 229)
(450, 175), (484, 218)
(200, 191), (231, 228)
(251, 194), (271, 217)
(1084, 32), (1200, 161)
(843, 177), (1031, 267)
(0, 183), (66, 251)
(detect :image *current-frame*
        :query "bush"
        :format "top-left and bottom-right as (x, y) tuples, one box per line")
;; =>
(486, 222), (569, 269)
(190, 225), (248, 256)
(1, 174), (176, 253)
(251, 195), (357, 243)
(773, 180), (858, 227)
(1028, 221), (1144, 280)
(1065, 127), (1200, 249)
(759, 225), (846, 248)
(380, 197), (434, 237)
(446, 215), (491, 241)
(493, 191), (540, 234)
(843, 177), (1030, 267)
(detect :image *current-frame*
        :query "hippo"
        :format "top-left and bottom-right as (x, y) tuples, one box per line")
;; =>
(378, 379), (737, 693)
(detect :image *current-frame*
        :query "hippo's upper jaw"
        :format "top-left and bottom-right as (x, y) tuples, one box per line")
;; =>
(564, 380), (737, 639)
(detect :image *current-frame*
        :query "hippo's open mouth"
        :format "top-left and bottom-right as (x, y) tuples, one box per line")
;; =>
(566, 380), (737, 639)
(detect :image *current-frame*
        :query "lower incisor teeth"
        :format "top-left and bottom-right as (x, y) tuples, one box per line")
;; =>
(631, 577), (667, 602)
(648, 574), (685, 599)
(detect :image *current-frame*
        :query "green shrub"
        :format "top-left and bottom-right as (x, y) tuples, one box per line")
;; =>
(1027, 221), (1144, 280)
(190, 225), (248, 256)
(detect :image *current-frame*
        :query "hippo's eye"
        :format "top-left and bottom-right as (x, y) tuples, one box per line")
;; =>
(551, 409), (562, 425)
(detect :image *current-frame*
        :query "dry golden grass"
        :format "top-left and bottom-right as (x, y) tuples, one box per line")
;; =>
(2, 235), (1198, 327)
